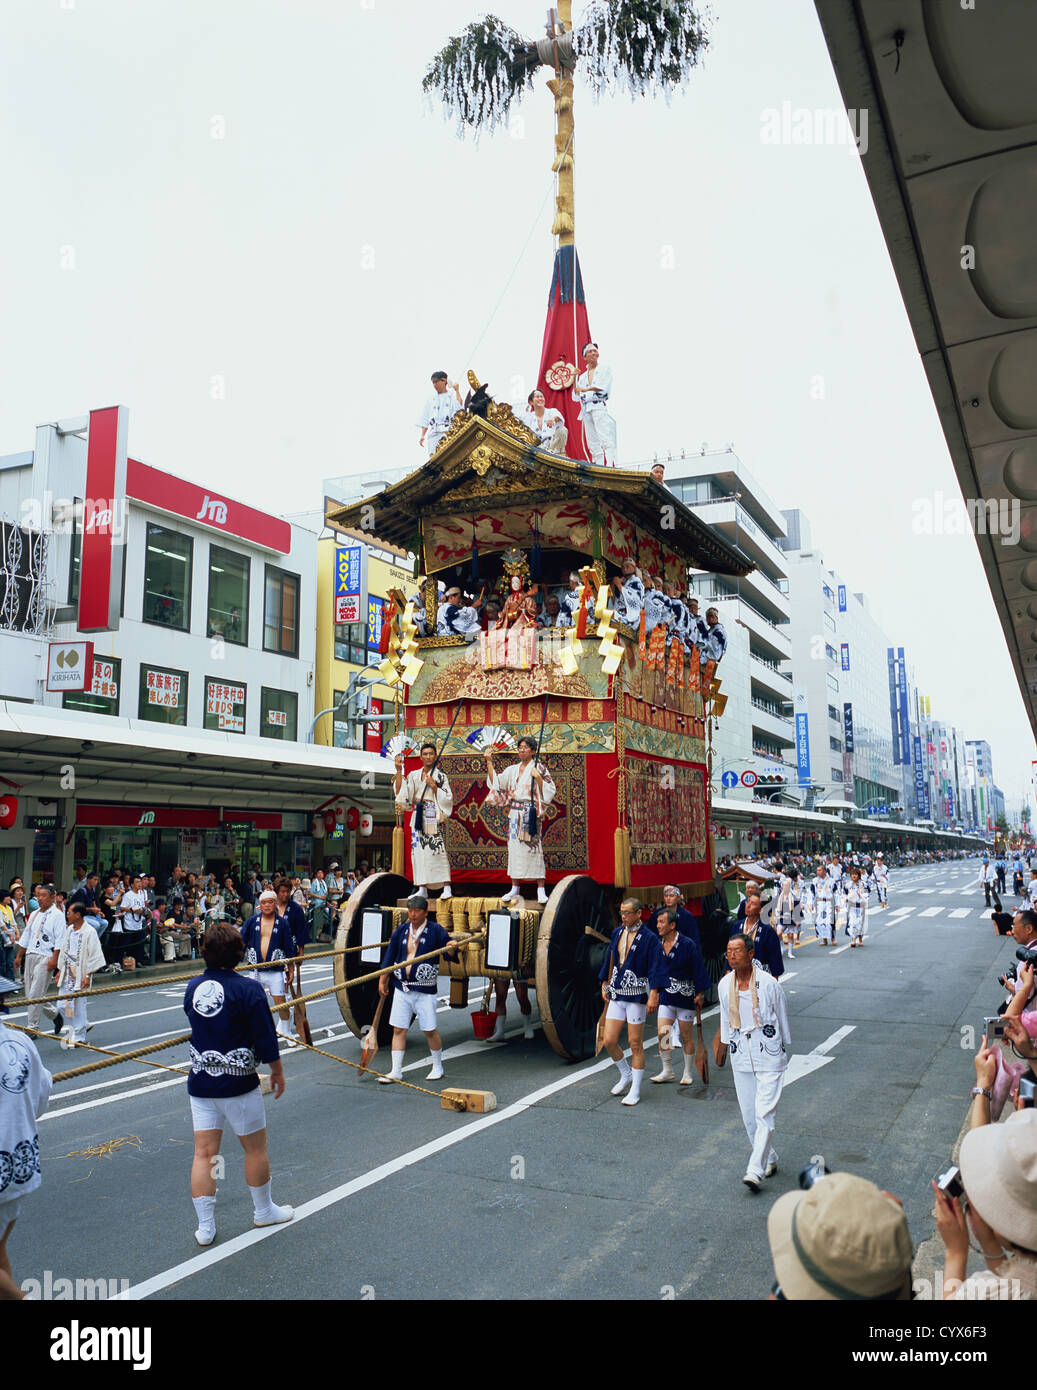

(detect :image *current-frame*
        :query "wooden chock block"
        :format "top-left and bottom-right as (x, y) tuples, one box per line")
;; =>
(440, 1087), (497, 1114)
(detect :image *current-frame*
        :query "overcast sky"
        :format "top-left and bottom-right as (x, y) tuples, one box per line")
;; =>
(2, 0), (1032, 810)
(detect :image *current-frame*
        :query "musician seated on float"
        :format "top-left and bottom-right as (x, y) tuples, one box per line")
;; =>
(481, 600), (502, 631)
(436, 584), (482, 640)
(557, 571), (583, 618)
(538, 595), (572, 630)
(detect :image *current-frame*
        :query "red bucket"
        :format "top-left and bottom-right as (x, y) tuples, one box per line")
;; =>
(471, 1010), (498, 1039)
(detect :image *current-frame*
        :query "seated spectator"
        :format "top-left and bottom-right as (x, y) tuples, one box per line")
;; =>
(437, 585), (481, 640)
(768, 1172), (913, 1300)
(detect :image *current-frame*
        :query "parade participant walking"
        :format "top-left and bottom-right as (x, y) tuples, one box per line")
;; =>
(599, 898), (668, 1107)
(715, 933), (791, 1192)
(484, 737), (556, 904)
(14, 885), (65, 1037)
(378, 895), (459, 1084)
(241, 891), (297, 1043)
(810, 865), (836, 945)
(184, 924), (292, 1247)
(395, 742), (455, 899)
(54, 904), (104, 1045)
(767, 877), (799, 960)
(647, 885), (701, 952)
(417, 371), (463, 456)
(845, 866), (868, 947)
(874, 854), (889, 907)
(572, 342), (616, 466)
(652, 908), (710, 1086)
(995, 853), (1007, 896)
(732, 891), (784, 979)
(0, 976), (51, 1300)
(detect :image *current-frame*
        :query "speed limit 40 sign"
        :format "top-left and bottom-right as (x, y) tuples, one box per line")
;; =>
(740, 770), (758, 788)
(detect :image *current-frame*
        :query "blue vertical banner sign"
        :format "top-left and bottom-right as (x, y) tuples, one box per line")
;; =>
(794, 688), (811, 788)
(889, 647), (906, 767)
(840, 642), (850, 671)
(838, 584), (847, 612)
(843, 703), (854, 752)
(913, 735), (930, 818)
(887, 648), (900, 764)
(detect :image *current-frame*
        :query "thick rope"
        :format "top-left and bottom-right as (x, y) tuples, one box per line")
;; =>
(9, 939), (392, 1007)
(5, 1020), (190, 1079)
(24, 935), (478, 1084)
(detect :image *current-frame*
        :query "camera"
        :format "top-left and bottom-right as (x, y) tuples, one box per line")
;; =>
(1019, 1077), (1036, 1109)
(1016, 945), (1037, 965)
(799, 1154), (830, 1190)
(936, 1164), (964, 1199)
(984, 1015), (1007, 1040)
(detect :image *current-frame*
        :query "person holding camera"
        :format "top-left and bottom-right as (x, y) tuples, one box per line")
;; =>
(715, 932), (791, 1192)
(933, 1101), (1037, 1299)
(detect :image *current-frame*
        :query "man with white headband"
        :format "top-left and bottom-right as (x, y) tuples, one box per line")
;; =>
(417, 371), (464, 457)
(240, 891), (298, 1044)
(572, 342), (616, 466)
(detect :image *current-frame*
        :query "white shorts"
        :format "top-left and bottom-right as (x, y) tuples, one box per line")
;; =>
(389, 989), (439, 1033)
(658, 1004), (695, 1024)
(190, 1088), (267, 1137)
(251, 968), (288, 997)
(0, 1197), (22, 1226)
(605, 999), (647, 1026)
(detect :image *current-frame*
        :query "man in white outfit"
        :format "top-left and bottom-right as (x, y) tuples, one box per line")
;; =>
(572, 342), (616, 466)
(417, 371), (464, 456)
(716, 933), (791, 1192)
(14, 884), (66, 1037)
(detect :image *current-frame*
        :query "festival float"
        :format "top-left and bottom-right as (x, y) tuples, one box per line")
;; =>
(329, 1), (753, 1060)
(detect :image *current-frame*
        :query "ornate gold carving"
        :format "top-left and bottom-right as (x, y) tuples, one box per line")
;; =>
(419, 635), (469, 650)
(471, 444), (493, 477)
(486, 401), (538, 445)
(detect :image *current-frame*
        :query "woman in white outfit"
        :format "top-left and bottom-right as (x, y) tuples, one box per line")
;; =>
(483, 737), (557, 904)
(844, 867), (868, 947)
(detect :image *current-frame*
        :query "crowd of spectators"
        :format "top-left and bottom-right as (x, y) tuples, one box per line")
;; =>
(0, 858), (378, 986)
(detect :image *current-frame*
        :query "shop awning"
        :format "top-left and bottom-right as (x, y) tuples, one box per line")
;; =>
(0, 703), (395, 816)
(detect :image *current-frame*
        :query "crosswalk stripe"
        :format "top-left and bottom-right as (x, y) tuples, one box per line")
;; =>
(919, 907), (942, 917)
(949, 909), (970, 918)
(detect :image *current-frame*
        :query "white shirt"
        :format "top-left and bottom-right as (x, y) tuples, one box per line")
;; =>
(118, 889), (148, 931)
(524, 408), (564, 445)
(19, 904), (67, 956)
(418, 391), (461, 434)
(572, 363), (613, 410)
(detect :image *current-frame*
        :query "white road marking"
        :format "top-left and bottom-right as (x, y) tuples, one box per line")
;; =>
(949, 909), (970, 919)
(783, 1025), (854, 1084)
(919, 907), (942, 917)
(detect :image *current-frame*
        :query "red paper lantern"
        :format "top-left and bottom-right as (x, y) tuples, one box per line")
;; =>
(0, 797), (17, 829)
(346, 807), (360, 831)
(324, 810), (337, 835)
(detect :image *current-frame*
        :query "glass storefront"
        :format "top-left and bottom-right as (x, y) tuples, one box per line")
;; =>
(144, 524), (192, 630)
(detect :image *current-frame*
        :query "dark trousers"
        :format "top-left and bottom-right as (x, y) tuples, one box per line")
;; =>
(997, 869), (1006, 893)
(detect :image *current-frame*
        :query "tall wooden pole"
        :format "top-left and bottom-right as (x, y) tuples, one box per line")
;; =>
(547, 0), (575, 246)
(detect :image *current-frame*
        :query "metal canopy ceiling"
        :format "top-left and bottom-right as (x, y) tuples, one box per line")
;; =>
(0, 704), (395, 815)
(815, 0), (1037, 739)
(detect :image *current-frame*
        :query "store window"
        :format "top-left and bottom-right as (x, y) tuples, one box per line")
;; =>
(63, 655), (121, 716)
(826, 673), (839, 692)
(204, 676), (246, 733)
(334, 622), (369, 664)
(827, 704), (839, 722)
(144, 524), (192, 631)
(831, 768), (843, 782)
(261, 687), (298, 741)
(829, 736), (842, 752)
(207, 547), (249, 645)
(139, 663), (189, 725)
(264, 567), (299, 656)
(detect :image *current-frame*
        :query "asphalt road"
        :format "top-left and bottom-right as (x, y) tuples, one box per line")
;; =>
(6, 858), (1019, 1302)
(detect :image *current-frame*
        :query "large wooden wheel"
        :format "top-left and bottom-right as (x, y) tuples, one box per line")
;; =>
(535, 874), (617, 1062)
(334, 871), (411, 1044)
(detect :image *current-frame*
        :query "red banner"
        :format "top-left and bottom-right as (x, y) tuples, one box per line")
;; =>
(537, 244), (592, 463)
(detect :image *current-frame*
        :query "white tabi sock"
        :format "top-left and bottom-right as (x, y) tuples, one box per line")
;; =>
(192, 1194), (217, 1246)
(390, 1049), (404, 1077)
(427, 1048), (444, 1080)
(249, 1181), (294, 1226)
(622, 1066), (645, 1105)
(610, 1056), (633, 1094)
(489, 1010), (505, 1042)
(415, 886), (428, 896)
(440, 884), (452, 899)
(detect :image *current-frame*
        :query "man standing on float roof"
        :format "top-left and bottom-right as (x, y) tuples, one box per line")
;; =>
(417, 371), (463, 456)
(572, 342), (616, 466)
